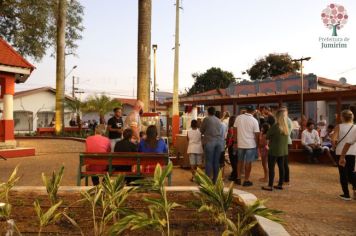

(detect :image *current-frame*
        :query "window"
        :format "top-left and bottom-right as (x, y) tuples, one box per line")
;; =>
(37, 111), (55, 128)
(14, 111), (33, 131)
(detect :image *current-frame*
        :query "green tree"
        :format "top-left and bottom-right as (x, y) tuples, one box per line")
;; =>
(0, 0), (84, 61)
(83, 95), (122, 124)
(247, 53), (300, 81)
(65, 98), (85, 128)
(188, 67), (236, 95)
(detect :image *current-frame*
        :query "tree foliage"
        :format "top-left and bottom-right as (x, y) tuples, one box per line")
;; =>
(188, 67), (236, 95)
(0, 0), (84, 61)
(83, 95), (122, 124)
(247, 53), (300, 81)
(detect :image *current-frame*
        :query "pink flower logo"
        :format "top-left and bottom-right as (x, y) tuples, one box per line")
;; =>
(321, 3), (348, 36)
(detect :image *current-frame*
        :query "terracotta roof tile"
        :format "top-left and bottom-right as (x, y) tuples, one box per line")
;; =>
(191, 88), (226, 97)
(0, 37), (35, 70)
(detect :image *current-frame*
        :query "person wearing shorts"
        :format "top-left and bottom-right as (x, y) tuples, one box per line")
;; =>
(234, 105), (260, 187)
(187, 120), (203, 181)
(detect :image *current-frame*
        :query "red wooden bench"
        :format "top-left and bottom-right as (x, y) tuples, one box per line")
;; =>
(77, 152), (171, 186)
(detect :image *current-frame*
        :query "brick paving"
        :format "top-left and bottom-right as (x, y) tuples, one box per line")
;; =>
(1, 139), (356, 235)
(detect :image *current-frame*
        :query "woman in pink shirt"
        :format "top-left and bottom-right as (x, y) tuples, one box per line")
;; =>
(85, 124), (111, 185)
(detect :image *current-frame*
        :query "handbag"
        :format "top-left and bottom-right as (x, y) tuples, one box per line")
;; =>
(335, 125), (354, 148)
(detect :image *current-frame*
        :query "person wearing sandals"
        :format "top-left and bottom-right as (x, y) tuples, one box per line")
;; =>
(262, 109), (289, 191)
(333, 109), (356, 201)
(187, 120), (203, 182)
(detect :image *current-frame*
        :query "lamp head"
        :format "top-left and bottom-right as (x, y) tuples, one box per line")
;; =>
(152, 44), (158, 50)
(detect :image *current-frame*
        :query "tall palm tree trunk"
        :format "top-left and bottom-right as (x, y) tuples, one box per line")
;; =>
(137, 0), (151, 112)
(55, 0), (67, 135)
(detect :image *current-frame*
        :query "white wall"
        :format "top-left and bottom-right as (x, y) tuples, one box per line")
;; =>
(0, 90), (72, 132)
(317, 101), (326, 121)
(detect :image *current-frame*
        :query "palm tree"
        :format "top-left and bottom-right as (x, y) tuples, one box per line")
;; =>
(64, 98), (84, 128)
(83, 95), (122, 124)
(137, 0), (152, 112)
(55, 0), (67, 135)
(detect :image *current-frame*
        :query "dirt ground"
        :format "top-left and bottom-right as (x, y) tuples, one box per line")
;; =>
(1, 139), (356, 236)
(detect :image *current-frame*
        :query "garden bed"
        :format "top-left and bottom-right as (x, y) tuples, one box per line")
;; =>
(0, 188), (265, 236)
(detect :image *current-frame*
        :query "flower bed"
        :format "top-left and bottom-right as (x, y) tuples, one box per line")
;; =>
(0, 165), (288, 236)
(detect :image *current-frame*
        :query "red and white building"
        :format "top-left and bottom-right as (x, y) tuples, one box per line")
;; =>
(0, 37), (35, 157)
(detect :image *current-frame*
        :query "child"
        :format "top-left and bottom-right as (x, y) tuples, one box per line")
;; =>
(259, 123), (270, 182)
(187, 120), (203, 181)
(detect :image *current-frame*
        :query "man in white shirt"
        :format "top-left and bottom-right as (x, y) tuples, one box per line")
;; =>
(301, 121), (323, 163)
(233, 105), (260, 187)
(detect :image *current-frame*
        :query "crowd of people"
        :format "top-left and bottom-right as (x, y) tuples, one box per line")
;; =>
(83, 99), (356, 201)
(84, 100), (168, 185)
(187, 105), (356, 200)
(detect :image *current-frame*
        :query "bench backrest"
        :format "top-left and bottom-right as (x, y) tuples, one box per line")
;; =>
(80, 152), (169, 168)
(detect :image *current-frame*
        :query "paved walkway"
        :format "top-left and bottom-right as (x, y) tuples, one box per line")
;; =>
(1, 139), (356, 235)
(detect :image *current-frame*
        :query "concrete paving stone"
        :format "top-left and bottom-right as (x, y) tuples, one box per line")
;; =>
(0, 139), (355, 235)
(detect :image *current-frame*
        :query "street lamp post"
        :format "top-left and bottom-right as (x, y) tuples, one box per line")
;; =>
(65, 65), (77, 79)
(152, 44), (157, 112)
(292, 57), (311, 124)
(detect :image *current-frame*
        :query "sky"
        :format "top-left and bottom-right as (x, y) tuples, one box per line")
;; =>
(16, 0), (356, 98)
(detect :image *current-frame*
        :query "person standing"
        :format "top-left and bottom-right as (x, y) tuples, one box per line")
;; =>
(85, 124), (111, 185)
(215, 111), (228, 179)
(259, 123), (270, 183)
(124, 100), (144, 142)
(291, 117), (300, 139)
(227, 116), (237, 181)
(200, 107), (223, 183)
(234, 105), (260, 187)
(281, 107), (292, 185)
(221, 111), (230, 126)
(107, 107), (124, 151)
(187, 120), (203, 181)
(333, 110), (356, 201)
(262, 109), (289, 191)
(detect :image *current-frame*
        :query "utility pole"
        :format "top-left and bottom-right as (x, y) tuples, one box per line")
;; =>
(172, 0), (181, 144)
(152, 44), (157, 112)
(72, 76), (75, 98)
(292, 57), (311, 124)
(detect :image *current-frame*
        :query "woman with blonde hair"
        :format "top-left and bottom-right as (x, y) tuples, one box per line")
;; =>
(262, 109), (289, 191)
(332, 109), (356, 201)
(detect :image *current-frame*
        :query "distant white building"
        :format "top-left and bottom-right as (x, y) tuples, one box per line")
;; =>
(0, 87), (74, 133)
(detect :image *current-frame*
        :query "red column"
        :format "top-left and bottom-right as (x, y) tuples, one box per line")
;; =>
(0, 73), (15, 141)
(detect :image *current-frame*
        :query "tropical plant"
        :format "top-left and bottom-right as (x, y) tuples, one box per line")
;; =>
(83, 95), (122, 124)
(194, 168), (233, 228)
(41, 166), (84, 236)
(223, 199), (283, 236)
(34, 200), (63, 236)
(42, 166), (64, 206)
(109, 162), (180, 236)
(0, 166), (22, 235)
(194, 168), (283, 236)
(81, 174), (134, 236)
(0, 166), (20, 204)
(101, 174), (136, 223)
(64, 98), (85, 128)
